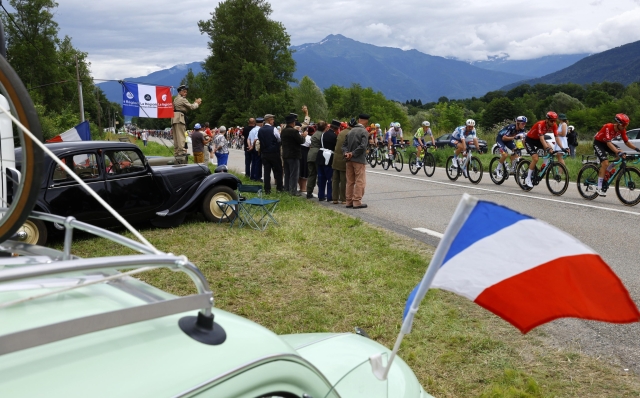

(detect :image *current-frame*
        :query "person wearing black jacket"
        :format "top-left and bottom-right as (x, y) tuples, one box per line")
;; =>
(316, 120), (339, 201)
(567, 125), (578, 158)
(281, 114), (307, 195)
(258, 114), (284, 194)
(243, 118), (256, 176)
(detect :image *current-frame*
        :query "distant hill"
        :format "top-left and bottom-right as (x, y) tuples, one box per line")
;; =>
(97, 61), (203, 103)
(471, 53), (589, 78)
(291, 35), (526, 102)
(502, 40), (640, 90)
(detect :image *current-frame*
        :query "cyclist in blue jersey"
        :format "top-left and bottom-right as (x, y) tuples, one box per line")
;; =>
(450, 119), (479, 173)
(495, 116), (528, 178)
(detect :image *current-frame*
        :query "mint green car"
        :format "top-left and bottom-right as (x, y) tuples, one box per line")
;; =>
(0, 212), (431, 398)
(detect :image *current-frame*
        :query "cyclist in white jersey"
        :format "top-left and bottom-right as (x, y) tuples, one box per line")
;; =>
(450, 119), (479, 169)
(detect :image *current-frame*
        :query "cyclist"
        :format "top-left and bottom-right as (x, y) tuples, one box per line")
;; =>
(495, 116), (528, 178)
(386, 122), (403, 147)
(375, 123), (383, 143)
(523, 111), (566, 188)
(593, 113), (640, 196)
(450, 119), (479, 177)
(413, 121), (435, 168)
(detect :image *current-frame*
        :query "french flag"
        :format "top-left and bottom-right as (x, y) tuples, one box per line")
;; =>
(121, 82), (173, 119)
(46, 121), (91, 143)
(403, 194), (640, 334)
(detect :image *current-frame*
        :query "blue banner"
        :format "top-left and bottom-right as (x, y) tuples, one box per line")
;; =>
(122, 82), (140, 117)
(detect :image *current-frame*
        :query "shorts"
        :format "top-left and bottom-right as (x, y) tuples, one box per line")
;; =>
(524, 136), (545, 155)
(391, 137), (397, 145)
(449, 138), (461, 148)
(593, 139), (618, 162)
(413, 138), (426, 147)
(496, 137), (516, 154)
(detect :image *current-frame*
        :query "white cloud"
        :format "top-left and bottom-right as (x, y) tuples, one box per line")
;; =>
(33, 0), (640, 79)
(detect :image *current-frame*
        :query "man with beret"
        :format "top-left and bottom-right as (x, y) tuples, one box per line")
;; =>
(248, 117), (263, 181)
(172, 85), (201, 163)
(332, 122), (349, 204)
(258, 114), (284, 194)
(281, 113), (307, 195)
(316, 119), (339, 201)
(191, 123), (211, 164)
(342, 114), (370, 209)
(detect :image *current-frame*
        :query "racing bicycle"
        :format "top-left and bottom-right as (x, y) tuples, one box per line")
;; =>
(515, 150), (569, 195)
(445, 150), (483, 184)
(382, 143), (404, 172)
(576, 154), (640, 206)
(408, 145), (436, 177)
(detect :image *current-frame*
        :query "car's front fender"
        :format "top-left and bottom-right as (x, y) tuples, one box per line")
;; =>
(156, 173), (241, 217)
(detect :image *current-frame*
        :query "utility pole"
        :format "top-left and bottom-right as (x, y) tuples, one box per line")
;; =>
(95, 86), (102, 138)
(75, 55), (85, 122)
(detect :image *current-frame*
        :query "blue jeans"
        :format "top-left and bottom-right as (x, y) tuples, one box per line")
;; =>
(215, 152), (229, 166)
(317, 163), (333, 201)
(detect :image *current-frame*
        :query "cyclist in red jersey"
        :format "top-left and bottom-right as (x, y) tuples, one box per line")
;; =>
(522, 111), (567, 188)
(593, 113), (639, 196)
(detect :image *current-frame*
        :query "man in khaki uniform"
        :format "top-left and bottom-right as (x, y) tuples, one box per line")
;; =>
(331, 122), (349, 204)
(172, 85), (201, 163)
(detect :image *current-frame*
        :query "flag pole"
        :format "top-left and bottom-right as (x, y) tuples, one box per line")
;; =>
(370, 193), (478, 381)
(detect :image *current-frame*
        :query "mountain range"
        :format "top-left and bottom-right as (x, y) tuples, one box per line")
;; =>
(502, 40), (640, 90)
(96, 35), (637, 104)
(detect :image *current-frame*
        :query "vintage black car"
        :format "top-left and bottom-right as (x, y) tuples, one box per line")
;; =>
(14, 141), (240, 245)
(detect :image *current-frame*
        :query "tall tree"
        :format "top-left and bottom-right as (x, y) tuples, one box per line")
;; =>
(292, 76), (327, 120)
(198, 0), (295, 125)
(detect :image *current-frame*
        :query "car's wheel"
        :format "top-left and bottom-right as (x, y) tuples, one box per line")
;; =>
(492, 145), (500, 155)
(15, 218), (48, 246)
(202, 186), (238, 222)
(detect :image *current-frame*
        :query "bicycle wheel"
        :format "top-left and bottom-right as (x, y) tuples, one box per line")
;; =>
(489, 157), (506, 185)
(445, 156), (459, 181)
(367, 148), (377, 168)
(615, 167), (640, 206)
(382, 153), (390, 170)
(423, 152), (435, 177)
(408, 153), (419, 175)
(545, 162), (569, 196)
(576, 164), (599, 200)
(467, 156), (483, 184)
(0, 55), (43, 243)
(515, 159), (532, 191)
(394, 151), (403, 172)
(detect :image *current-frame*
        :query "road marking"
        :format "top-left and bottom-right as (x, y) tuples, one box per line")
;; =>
(368, 170), (640, 217)
(413, 228), (444, 238)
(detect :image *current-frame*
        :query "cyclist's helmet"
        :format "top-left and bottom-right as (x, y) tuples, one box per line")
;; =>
(546, 111), (558, 120)
(422, 121), (430, 127)
(465, 119), (475, 127)
(515, 116), (528, 123)
(568, 125), (574, 131)
(375, 123), (380, 128)
(615, 113), (630, 126)
(395, 122), (401, 128)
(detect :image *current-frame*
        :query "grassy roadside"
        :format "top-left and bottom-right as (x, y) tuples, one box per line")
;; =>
(54, 174), (640, 397)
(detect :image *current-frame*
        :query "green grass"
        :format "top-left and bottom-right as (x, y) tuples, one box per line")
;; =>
(52, 173), (640, 397)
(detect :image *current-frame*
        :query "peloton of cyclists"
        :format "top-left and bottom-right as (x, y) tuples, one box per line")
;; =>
(495, 116), (528, 179)
(593, 113), (640, 196)
(413, 121), (436, 169)
(450, 119), (479, 178)
(523, 111), (568, 188)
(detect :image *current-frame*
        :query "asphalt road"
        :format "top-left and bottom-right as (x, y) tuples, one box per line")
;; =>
(167, 139), (640, 373)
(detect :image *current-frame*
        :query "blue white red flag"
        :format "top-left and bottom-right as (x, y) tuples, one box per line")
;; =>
(46, 121), (91, 143)
(403, 194), (639, 334)
(121, 82), (173, 118)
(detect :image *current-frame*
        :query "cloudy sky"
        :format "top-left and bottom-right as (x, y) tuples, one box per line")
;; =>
(34, 0), (640, 80)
